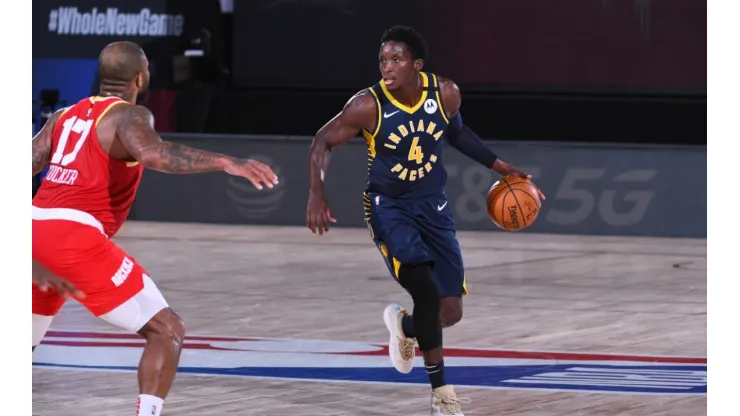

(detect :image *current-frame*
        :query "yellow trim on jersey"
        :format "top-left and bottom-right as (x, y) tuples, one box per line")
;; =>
(379, 243), (389, 257)
(392, 258), (402, 280)
(90, 98), (139, 167)
(362, 130), (377, 159)
(95, 99), (128, 128)
(371, 228), (466, 294)
(90, 95), (121, 102)
(362, 88), (382, 159)
(367, 88), (382, 138)
(379, 72), (429, 114)
(431, 74), (450, 124)
(363, 193), (372, 220)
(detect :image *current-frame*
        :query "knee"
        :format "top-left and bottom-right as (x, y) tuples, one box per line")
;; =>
(392, 242), (431, 268)
(140, 308), (186, 347)
(398, 263), (439, 307)
(161, 310), (186, 345)
(441, 302), (463, 327)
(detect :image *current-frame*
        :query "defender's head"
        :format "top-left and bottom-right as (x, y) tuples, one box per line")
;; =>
(379, 26), (428, 91)
(98, 41), (151, 104)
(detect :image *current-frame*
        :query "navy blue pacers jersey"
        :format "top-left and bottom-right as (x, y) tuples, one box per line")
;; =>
(360, 72), (467, 297)
(362, 72), (450, 199)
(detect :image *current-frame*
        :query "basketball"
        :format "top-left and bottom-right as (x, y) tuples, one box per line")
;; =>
(487, 176), (542, 231)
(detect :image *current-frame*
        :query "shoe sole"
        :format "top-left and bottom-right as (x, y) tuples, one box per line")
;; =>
(383, 304), (414, 374)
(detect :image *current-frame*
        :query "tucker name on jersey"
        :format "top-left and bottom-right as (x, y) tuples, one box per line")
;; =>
(364, 72), (450, 198)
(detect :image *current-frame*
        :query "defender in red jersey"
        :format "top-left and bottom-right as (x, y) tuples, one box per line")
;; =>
(31, 41), (279, 416)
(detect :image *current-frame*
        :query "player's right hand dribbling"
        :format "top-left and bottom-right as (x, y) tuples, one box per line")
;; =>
(225, 159), (280, 190)
(493, 159), (546, 201)
(306, 192), (336, 236)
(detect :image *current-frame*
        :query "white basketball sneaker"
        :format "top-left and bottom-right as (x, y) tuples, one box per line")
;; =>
(431, 385), (469, 416)
(382, 303), (416, 374)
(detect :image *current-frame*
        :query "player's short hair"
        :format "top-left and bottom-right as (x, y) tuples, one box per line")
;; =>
(98, 41), (146, 84)
(381, 26), (428, 61)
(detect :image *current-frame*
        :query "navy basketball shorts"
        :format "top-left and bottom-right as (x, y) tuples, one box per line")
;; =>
(364, 191), (467, 297)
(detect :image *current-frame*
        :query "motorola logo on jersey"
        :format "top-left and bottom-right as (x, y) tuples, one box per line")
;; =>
(47, 6), (184, 37)
(424, 99), (438, 115)
(226, 155), (286, 220)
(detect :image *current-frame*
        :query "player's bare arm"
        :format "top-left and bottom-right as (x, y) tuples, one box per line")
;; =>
(307, 90), (377, 235)
(439, 77), (545, 200)
(32, 108), (65, 176)
(115, 105), (279, 190)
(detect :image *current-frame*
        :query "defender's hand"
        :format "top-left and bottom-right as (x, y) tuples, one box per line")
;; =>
(33, 261), (85, 299)
(225, 159), (279, 190)
(306, 192), (336, 236)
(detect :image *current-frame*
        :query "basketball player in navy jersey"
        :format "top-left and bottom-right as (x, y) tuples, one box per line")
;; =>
(306, 26), (544, 415)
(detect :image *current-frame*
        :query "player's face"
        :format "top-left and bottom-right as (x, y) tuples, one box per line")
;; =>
(135, 57), (151, 104)
(379, 42), (422, 91)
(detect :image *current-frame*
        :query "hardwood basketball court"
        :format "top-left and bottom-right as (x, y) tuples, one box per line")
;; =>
(32, 221), (707, 415)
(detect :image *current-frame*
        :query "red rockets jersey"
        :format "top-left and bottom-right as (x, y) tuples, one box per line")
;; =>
(33, 96), (143, 237)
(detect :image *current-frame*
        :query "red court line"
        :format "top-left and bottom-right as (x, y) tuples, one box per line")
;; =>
(337, 346), (707, 364)
(42, 331), (706, 364)
(40, 340), (236, 351)
(45, 330), (252, 342)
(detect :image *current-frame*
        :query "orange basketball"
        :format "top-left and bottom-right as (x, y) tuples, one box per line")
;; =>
(487, 176), (542, 231)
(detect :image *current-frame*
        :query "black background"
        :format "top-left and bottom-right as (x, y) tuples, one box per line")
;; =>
(32, 0), (706, 145)
(232, 0), (705, 94)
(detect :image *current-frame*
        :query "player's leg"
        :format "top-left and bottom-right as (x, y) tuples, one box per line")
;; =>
(441, 296), (463, 327)
(366, 195), (422, 374)
(368, 194), (450, 398)
(415, 190), (467, 328)
(95, 272), (184, 416)
(33, 217), (183, 416)
(400, 192), (468, 415)
(394, 253), (467, 415)
(433, 243), (467, 329)
(31, 220), (71, 352)
(32, 284), (67, 351)
(85, 250), (184, 416)
(396, 281), (464, 333)
(397, 231), (466, 330)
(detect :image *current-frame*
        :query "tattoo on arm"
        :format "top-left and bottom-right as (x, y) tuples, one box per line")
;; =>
(32, 137), (50, 176)
(144, 141), (230, 174)
(117, 106), (234, 174)
(32, 109), (63, 176)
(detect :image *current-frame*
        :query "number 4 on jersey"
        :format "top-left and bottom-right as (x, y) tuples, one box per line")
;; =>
(408, 136), (423, 164)
(50, 116), (93, 167)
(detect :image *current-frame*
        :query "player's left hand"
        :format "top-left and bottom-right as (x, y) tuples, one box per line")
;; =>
(33, 260), (85, 299)
(494, 160), (546, 201)
(224, 158), (280, 190)
(306, 192), (337, 236)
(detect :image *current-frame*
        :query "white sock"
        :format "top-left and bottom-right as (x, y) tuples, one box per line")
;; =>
(137, 394), (164, 416)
